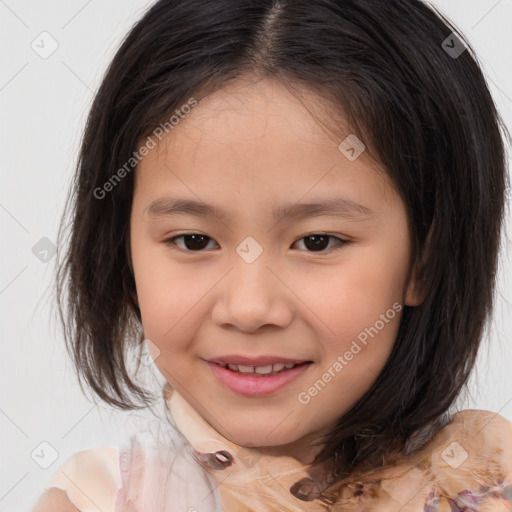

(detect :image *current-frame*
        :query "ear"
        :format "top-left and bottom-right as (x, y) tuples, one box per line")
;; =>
(404, 252), (427, 307)
(405, 226), (434, 307)
(130, 290), (139, 307)
(404, 269), (425, 306)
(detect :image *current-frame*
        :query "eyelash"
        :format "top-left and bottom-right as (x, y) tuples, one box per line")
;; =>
(162, 233), (350, 254)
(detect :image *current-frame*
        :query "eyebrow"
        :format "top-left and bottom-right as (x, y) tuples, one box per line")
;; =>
(144, 196), (375, 223)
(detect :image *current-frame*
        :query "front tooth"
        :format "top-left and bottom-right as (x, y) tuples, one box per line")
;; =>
(237, 365), (256, 373)
(283, 363), (295, 369)
(255, 365), (274, 374)
(228, 364), (239, 371)
(272, 363), (285, 372)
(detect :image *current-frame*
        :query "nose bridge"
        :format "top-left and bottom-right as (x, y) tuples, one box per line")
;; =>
(213, 237), (292, 331)
(230, 235), (275, 300)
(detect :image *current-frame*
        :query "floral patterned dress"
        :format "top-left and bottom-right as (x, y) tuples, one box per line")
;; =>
(42, 387), (512, 512)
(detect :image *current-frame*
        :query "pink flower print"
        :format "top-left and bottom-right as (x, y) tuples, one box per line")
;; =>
(423, 489), (440, 512)
(447, 489), (481, 512)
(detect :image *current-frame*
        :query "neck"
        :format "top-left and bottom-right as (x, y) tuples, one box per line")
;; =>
(164, 386), (341, 508)
(250, 432), (327, 465)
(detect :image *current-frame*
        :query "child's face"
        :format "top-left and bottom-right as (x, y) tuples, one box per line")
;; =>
(130, 77), (422, 463)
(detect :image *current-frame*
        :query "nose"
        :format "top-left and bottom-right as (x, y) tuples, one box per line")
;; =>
(211, 254), (294, 333)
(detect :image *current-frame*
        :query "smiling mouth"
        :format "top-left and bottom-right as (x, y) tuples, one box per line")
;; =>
(207, 360), (313, 396)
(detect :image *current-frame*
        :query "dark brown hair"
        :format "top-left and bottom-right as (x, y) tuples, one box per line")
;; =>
(54, 0), (510, 500)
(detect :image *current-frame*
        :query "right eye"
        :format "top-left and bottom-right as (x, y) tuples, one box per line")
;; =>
(163, 233), (219, 252)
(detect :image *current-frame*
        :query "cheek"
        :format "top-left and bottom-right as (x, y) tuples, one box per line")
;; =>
(131, 243), (201, 344)
(303, 246), (406, 358)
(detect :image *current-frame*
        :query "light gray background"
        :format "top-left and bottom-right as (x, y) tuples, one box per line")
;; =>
(1, 1), (511, 510)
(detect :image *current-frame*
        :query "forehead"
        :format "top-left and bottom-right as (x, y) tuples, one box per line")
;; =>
(150, 77), (351, 160)
(133, 77), (396, 212)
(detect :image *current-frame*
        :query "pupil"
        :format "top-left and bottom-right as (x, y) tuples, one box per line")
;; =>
(304, 235), (329, 251)
(184, 234), (209, 250)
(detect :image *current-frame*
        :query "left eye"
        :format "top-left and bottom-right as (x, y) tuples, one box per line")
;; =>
(294, 234), (348, 252)
(163, 233), (349, 253)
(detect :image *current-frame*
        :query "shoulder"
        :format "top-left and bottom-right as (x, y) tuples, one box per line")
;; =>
(350, 411), (512, 511)
(43, 445), (121, 490)
(434, 408), (512, 468)
(425, 409), (512, 505)
(35, 445), (121, 512)
(32, 488), (80, 511)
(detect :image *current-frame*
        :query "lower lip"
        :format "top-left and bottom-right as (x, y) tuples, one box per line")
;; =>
(207, 361), (312, 397)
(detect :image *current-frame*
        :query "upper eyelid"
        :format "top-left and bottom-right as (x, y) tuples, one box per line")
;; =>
(165, 232), (347, 241)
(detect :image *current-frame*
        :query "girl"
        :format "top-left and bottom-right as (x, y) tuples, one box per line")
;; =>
(33, 0), (512, 511)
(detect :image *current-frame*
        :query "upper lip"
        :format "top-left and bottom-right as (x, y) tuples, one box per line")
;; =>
(207, 355), (311, 366)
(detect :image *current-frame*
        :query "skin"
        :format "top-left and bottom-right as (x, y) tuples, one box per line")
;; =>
(129, 76), (423, 465)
